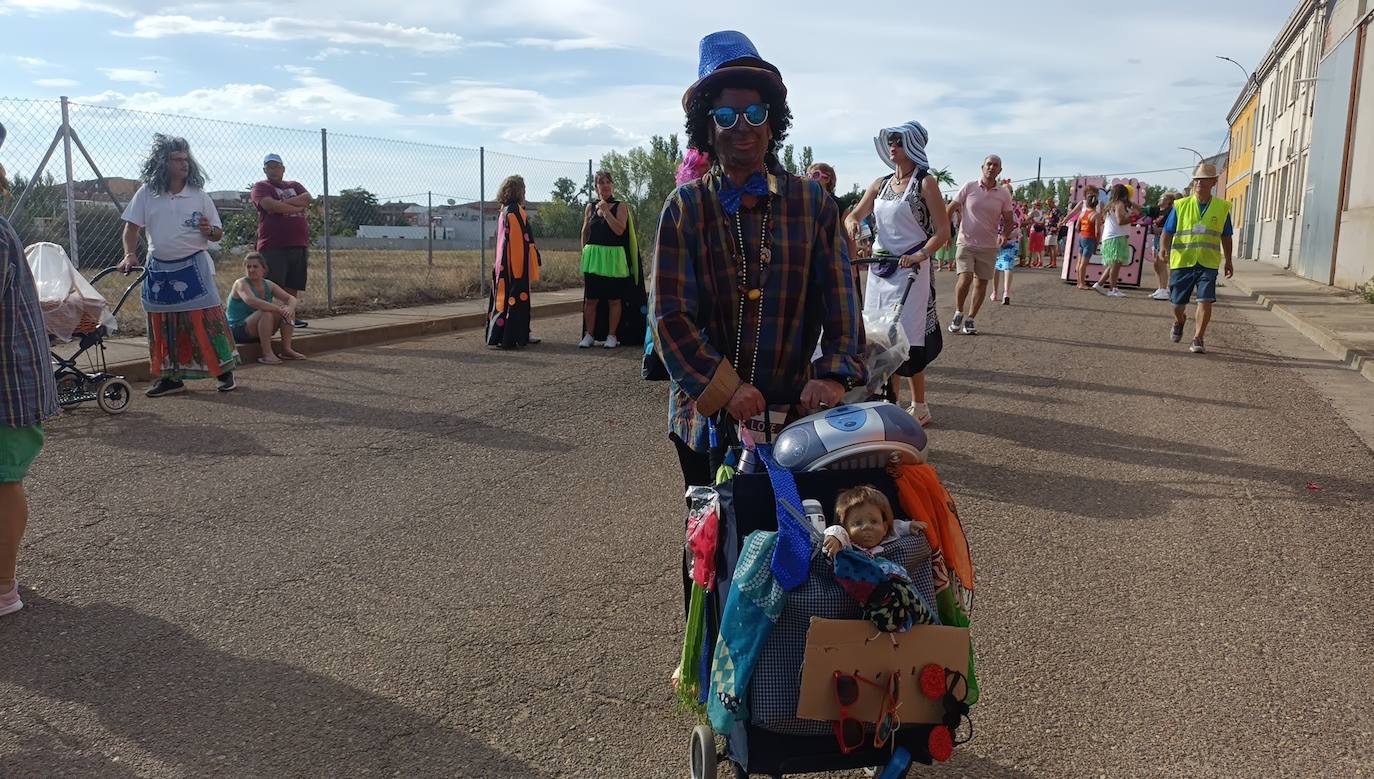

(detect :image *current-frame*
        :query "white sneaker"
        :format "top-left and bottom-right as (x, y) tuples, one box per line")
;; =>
(1092, 282), (1108, 296)
(1150, 288), (1170, 300)
(906, 401), (933, 427)
(603, 335), (619, 349)
(947, 312), (964, 333)
(578, 334), (594, 349)
(1107, 289), (1125, 298)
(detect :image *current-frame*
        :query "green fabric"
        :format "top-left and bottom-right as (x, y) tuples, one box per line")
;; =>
(937, 588), (979, 705)
(1100, 236), (1131, 265)
(625, 208), (641, 281)
(0, 424), (44, 483)
(580, 244), (629, 277)
(225, 279), (272, 328)
(678, 583), (709, 712)
(1169, 196), (1231, 270)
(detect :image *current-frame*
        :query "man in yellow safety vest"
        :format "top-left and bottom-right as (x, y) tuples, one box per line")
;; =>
(1160, 163), (1233, 354)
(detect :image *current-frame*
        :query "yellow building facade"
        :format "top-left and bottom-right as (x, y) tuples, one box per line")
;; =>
(1225, 87), (1259, 240)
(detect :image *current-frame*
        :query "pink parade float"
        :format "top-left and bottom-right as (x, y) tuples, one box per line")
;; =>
(1059, 176), (1151, 287)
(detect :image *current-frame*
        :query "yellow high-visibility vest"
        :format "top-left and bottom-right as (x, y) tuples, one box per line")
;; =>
(1169, 196), (1231, 270)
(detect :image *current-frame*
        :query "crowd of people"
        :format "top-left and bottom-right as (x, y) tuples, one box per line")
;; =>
(0, 28), (1236, 620)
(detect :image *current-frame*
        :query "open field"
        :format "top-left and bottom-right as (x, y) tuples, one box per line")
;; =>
(87, 249), (584, 336)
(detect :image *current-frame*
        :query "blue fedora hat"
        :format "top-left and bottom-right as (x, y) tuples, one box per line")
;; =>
(681, 30), (785, 110)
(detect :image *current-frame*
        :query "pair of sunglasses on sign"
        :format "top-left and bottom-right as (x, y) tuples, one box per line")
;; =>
(707, 103), (770, 129)
(832, 665), (972, 756)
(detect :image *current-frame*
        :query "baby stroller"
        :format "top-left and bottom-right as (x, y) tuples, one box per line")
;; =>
(29, 242), (144, 414)
(681, 402), (977, 778)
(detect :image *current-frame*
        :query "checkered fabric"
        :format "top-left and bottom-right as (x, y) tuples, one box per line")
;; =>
(749, 534), (937, 736)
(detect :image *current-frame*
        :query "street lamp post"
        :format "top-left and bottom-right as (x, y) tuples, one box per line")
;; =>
(1178, 146), (1205, 163)
(1216, 55), (1252, 86)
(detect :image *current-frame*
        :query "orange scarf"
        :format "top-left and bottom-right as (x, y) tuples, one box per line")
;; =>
(893, 463), (974, 606)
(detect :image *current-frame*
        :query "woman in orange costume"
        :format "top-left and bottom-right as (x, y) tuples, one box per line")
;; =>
(486, 175), (541, 349)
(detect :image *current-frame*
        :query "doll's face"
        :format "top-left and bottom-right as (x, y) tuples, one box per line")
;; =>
(844, 503), (891, 549)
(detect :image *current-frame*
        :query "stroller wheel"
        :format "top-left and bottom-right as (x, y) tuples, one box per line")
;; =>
(96, 377), (133, 414)
(689, 724), (717, 779)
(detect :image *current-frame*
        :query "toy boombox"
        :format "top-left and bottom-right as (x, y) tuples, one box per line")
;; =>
(773, 402), (929, 471)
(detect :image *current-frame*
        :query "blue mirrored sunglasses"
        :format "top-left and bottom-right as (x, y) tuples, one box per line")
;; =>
(708, 103), (770, 130)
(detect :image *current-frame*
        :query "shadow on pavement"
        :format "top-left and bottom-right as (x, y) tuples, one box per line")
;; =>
(997, 332), (1350, 372)
(215, 387), (570, 454)
(45, 411), (275, 457)
(935, 406), (1369, 504)
(0, 597), (553, 778)
(938, 367), (1259, 409)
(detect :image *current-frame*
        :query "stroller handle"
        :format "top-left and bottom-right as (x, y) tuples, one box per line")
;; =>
(89, 265), (146, 283)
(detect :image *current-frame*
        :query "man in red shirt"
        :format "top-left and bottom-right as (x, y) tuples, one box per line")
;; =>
(251, 154), (312, 327)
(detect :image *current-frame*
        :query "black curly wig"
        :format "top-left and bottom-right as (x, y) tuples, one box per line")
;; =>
(684, 78), (793, 173)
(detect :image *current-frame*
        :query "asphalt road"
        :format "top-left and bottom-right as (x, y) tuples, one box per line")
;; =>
(4, 270), (1372, 778)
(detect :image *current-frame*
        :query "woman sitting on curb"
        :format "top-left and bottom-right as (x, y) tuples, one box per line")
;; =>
(226, 252), (306, 364)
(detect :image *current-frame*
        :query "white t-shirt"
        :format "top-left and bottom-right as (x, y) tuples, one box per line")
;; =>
(121, 184), (222, 260)
(1102, 205), (1134, 241)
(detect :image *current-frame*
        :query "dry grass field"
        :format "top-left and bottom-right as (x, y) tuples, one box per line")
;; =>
(87, 249), (584, 336)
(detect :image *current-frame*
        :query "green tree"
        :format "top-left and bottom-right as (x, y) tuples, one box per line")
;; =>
(551, 176), (584, 208)
(220, 209), (258, 251)
(333, 187), (380, 236)
(6, 173), (62, 247)
(782, 144), (797, 175)
(599, 133), (682, 253)
(931, 167), (956, 188)
(529, 198), (584, 240)
(800, 146), (814, 172)
(1144, 184), (1168, 207)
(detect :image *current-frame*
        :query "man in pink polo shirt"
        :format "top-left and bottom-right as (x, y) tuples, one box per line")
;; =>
(946, 155), (1015, 335)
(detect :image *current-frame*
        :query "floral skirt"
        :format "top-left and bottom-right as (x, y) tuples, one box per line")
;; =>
(147, 306), (241, 380)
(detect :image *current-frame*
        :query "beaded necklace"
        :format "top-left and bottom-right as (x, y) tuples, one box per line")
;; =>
(731, 192), (773, 387)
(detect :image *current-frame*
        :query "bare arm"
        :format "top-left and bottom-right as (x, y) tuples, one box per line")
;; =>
(265, 281), (298, 310)
(580, 204), (593, 246)
(259, 197), (304, 215)
(1160, 229), (1174, 260)
(284, 193), (312, 207)
(907, 176), (950, 265)
(843, 177), (884, 240)
(604, 202), (629, 236)
(118, 222), (142, 271)
(233, 279), (288, 314)
(1222, 235), (1234, 277)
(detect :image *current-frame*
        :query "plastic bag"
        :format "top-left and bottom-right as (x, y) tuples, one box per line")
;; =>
(25, 242), (117, 342)
(685, 485), (721, 590)
(843, 303), (912, 404)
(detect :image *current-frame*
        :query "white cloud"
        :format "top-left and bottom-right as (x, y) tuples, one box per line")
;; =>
(0, 0), (132, 15)
(309, 47), (354, 61)
(35, 78), (79, 87)
(77, 73), (400, 124)
(121, 15), (462, 52)
(99, 67), (160, 86)
(514, 36), (622, 51)
(12, 55), (48, 69)
(505, 116), (638, 146)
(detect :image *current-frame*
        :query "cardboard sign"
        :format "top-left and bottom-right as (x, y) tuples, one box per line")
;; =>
(796, 618), (971, 725)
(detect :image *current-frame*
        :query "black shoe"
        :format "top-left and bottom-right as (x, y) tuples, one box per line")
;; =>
(293, 319), (308, 328)
(1170, 323), (1184, 343)
(216, 372), (238, 392)
(145, 378), (185, 398)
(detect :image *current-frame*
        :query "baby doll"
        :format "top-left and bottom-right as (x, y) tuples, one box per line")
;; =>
(823, 486), (913, 558)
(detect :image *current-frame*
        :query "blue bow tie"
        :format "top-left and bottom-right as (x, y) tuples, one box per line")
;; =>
(719, 172), (769, 216)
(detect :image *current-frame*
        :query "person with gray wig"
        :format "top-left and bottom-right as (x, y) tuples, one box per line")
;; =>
(118, 134), (241, 396)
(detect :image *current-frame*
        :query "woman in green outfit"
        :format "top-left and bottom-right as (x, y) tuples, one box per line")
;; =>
(1095, 184), (1139, 297)
(578, 170), (631, 349)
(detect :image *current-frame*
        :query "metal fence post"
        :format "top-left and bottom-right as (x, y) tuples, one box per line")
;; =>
(321, 128), (333, 310)
(427, 190), (434, 267)
(587, 159), (593, 201)
(479, 146), (486, 296)
(59, 96), (80, 266)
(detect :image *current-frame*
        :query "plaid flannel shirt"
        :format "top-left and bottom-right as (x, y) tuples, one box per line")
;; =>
(0, 216), (60, 428)
(653, 170), (865, 450)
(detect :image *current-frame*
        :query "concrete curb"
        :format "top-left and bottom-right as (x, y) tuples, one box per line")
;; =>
(105, 299), (586, 383)
(1228, 275), (1374, 385)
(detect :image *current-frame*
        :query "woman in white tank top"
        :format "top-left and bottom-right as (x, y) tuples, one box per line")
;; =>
(843, 120), (950, 427)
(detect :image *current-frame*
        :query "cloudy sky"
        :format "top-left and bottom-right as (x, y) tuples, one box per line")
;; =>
(2, 0), (1297, 197)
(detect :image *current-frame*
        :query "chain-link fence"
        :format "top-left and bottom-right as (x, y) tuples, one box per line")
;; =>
(0, 97), (593, 332)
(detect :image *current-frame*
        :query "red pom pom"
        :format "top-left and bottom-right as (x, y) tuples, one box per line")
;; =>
(928, 724), (954, 762)
(919, 664), (945, 700)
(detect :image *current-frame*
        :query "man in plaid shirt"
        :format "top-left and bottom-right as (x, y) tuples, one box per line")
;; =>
(0, 122), (60, 616)
(654, 32), (866, 486)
